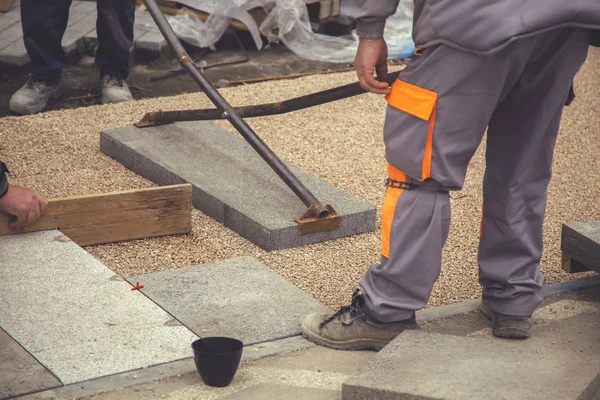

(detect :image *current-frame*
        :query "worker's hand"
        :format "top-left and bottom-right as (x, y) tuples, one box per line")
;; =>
(355, 37), (390, 95)
(0, 185), (48, 230)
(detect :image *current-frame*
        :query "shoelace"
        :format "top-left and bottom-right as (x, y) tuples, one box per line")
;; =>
(104, 76), (125, 87)
(25, 77), (49, 91)
(319, 288), (363, 328)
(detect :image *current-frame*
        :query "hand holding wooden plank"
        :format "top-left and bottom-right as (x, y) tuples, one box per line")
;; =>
(0, 184), (192, 246)
(0, 185), (49, 230)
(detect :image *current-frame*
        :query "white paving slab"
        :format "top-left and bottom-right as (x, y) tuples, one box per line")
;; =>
(0, 230), (198, 385)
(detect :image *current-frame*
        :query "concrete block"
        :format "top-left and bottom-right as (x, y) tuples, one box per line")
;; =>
(0, 11), (20, 32)
(135, 31), (168, 55)
(0, 19), (22, 42)
(223, 383), (339, 400)
(62, 12), (96, 56)
(0, 230), (198, 385)
(101, 122), (376, 251)
(134, 9), (158, 36)
(0, 38), (29, 66)
(71, 0), (97, 13)
(0, 328), (61, 399)
(127, 257), (329, 345)
(65, 7), (90, 28)
(562, 221), (600, 272)
(342, 330), (600, 400)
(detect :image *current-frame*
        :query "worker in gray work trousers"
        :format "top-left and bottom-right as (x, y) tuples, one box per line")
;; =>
(302, 0), (600, 349)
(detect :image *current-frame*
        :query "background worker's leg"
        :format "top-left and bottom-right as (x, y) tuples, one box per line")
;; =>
(21, 0), (72, 84)
(479, 29), (591, 316)
(95, 0), (135, 79)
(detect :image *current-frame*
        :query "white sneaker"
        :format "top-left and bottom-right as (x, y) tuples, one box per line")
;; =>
(100, 75), (133, 104)
(9, 76), (65, 115)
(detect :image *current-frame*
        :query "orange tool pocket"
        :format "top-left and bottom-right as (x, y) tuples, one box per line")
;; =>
(385, 80), (438, 180)
(381, 163), (406, 258)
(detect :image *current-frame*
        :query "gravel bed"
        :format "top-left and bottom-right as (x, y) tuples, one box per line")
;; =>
(1, 49), (598, 309)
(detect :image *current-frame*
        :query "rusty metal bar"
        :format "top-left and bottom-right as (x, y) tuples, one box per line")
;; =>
(142, 0), (331, 219)
(136, 71), (401, 127)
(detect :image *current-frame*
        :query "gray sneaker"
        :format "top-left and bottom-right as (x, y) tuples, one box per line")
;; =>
(480, 302), (532, 339)
(100, 75), (133, 104)
(301, 290), (418, 351)
(9, 76), (64, 115)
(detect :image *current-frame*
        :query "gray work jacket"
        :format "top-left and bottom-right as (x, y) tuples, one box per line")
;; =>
(342, 0), (600, 52)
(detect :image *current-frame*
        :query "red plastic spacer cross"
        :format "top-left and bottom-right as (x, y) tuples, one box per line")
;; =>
(131, 281), (144, 291)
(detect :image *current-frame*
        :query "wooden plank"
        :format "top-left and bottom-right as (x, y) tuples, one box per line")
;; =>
(561, 252), (592, 274)
(0, 184), (192, 246)
(561, 221), (600, 273)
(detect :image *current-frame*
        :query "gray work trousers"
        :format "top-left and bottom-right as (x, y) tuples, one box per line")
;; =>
(361, 28), (591, 322)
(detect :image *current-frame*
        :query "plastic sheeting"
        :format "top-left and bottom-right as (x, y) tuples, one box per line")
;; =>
(165, 0), (415, 62)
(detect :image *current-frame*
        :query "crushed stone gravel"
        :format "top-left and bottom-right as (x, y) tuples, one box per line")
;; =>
(1, 49), (598, 310)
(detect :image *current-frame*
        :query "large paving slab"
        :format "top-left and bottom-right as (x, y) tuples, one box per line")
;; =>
(0, 328), (61, 399)
(222, 383), (339, 400)
(0, 230), (198, 385)
(127, 257), (329, 345)
(100, 121), (376, 250)
(562, 221), (600, 272)
(343, 327), (600, 400)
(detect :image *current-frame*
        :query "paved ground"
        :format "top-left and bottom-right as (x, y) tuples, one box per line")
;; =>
(53, 284), (596, 400)
(0, 11), (352, 119)
(0, 0), (170, 68)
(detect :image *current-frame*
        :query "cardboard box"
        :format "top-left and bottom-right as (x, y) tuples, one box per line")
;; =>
(0, 0), (14, 12)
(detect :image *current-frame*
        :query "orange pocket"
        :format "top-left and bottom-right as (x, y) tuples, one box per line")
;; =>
(385, 80), (437, 180)
(381, 164), (406, 258)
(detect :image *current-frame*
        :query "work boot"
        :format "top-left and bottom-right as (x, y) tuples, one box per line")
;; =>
(9, 76), (64, 115)
(301, 289), (418, 351)
(100, 75), (133, 104)
(480, 302), (532, 339)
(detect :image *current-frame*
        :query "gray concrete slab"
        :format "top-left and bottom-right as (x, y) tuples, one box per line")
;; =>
(100, 122), (376, 250)
(127, 257), (329, 345)
(562, 221), (600, 272)
(135, 31), (168, 54)
(72, 0), (97, 13)
(21, 336), (315, 400)
(0, 12), (20, 33)
(0, 38), (29, 66)
(343, 329), (600, 400)
(0, 328), (61, 399)
(0, 20), (22, 42)
(222, 383), (340, 400)
(62, 12), (96, 55)
(0, 230), (198, 385)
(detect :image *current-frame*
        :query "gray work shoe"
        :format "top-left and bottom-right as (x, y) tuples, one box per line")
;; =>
(481, 302), (532, 339)
(302, 289), (418, 351)
(9, 76), (64, 115)
(100, 75), (133, 104)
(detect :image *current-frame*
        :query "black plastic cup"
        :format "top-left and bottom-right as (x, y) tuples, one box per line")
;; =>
(192, 337), (244, 387)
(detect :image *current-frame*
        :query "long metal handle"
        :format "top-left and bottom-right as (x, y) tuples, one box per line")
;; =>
(137, 70), (401, 126)
(142, 0), (329, 217)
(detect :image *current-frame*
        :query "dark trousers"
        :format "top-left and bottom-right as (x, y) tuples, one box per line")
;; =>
(21, 0), (135, 84)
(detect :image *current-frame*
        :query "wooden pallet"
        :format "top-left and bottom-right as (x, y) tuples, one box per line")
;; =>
(0, 184), (192, 246)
